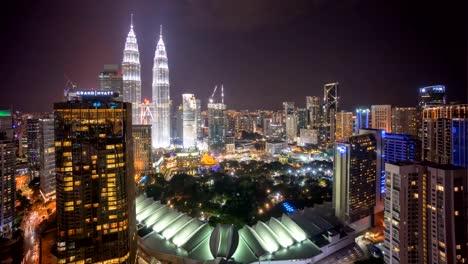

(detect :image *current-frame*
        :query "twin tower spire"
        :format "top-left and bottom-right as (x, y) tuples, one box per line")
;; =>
(122, 14), (171, 148)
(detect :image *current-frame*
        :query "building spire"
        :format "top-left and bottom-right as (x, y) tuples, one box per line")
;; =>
(160, 25), (163, 38)
(130, 13), (133, 29)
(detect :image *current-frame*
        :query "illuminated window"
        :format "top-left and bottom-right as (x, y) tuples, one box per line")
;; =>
(65, 201), (74, 206)
(414, 193), (419, 199)
(106, 145), (115, 150)
(64, 187), (73, 192)
(455, 211), (459, 216)
(437, 185), (444, 191)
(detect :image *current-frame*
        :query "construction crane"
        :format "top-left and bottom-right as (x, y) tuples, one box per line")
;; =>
(209, 84), (225, 104)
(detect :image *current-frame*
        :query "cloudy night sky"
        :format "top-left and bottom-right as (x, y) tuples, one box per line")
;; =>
(1, 0), (466, 112)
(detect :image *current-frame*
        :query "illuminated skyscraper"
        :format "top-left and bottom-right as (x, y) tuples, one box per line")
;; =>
(98, 65), (123, 101)
(0, 110), (15, 239)
(333, 133), (377, 224)
(182, 94), (197, 148)
(122, 14), (142, 124)
(283, 102), (297, 143)
(54, 94), (136, 263)
(133, 125), (151, 176)
(208, 86), (226, 151)
(422, 104), (468, 164)
(354, 108), (370, 134)
(152, 25), (171, 148)
(335, 111), (353, 141)
(419, 85), (446, 108)
(27, 118), (40, 177)
(306, 96), (321, 128)
(322, 82), (339, 146)
(39, 117), (56, 199)
(391, 107), (418, 136)
(371, 105), (392, 132)
(296, 108), (308, 132)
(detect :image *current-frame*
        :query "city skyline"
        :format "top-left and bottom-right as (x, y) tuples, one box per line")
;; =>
(1, 0), (466, 112)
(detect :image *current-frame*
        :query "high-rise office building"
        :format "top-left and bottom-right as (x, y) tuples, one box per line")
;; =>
(39, 117), (56, 199)
(296, 108), (308, 132)
(27, 118), (40, 177)
(452, 118), (468, 167)
(54, 94), (136, 263)
(283, 102), (297, 143)
(419, 85), (446, 108)
(323, 83), (339, 146)
(152, 26), (171, 148)
(182, 94), (197, 148)
(207, 89), (226, 151)
(371, 105), (392, 132)
(335, 111), (353, 141)
(384, 162), (468, 264)
(133, 125), (151, 176)
(422, 104), (468, 164)
(392, 107), (418, 136)
(333, 133), (377, 224)
(195, 99), (202, 139)
(355, 108), (370, 134)
(122, 14), (142, 124)
(384, 133), (421, 163)
(0, 110), (15, 239)
(306, 96), (321, 128)
(98, 65), (123, 101)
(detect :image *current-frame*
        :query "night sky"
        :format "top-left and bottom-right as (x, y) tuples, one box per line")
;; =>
(1, 0), (466, 112)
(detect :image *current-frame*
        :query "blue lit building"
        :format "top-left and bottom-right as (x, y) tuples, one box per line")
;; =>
(354, 108), (370, 134)
(384, 133), (421, 163)
(452, 118), (468, 167)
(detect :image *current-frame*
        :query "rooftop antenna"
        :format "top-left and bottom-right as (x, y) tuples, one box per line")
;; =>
(160, 25), (163, 37)
(130, 13), (133, 28)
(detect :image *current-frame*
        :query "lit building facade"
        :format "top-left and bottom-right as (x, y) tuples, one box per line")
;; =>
(333, 133), (377, 224)
(384, 162), (426, 264)
(54, 96), (136, 263)
(384, 133), (421, 163)
(354, 108), (370, 135)
(335, 111), (353, 141)
(322, 82), (339, 147)
(133, 125), (152, 176)
(152, 26), (171, 148)
(207, 102), (226, 151)
(98, 64), (123, 101)
(384, 162), (468, 264)
(451, 118), (467, 168)
(122, 14), (142, 124)
(422, 104), (468, 164)
(182, 94), (197, 148)
(392, 107), (418, 136)
(0, 110), (15, 239)
(371, 105), (392, 132)
(425, 165), (467, 264)
(283, 102), (297, 143)
(27, 118), (41, 177)
(39, 117), (56, 199)
(306, 96), (321, 128)
(419, 85), (446, 108)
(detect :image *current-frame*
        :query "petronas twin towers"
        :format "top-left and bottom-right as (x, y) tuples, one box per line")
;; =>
(122, 15), (171, 149)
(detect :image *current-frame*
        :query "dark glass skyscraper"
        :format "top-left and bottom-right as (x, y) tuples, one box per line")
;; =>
(54, 95), (136, 263)
(354, 108), (370, 134)
(391, 107), (418, 136)
(99, 65), (123, 101)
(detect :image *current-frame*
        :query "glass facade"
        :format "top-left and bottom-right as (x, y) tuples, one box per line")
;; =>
(54, 99), (135, 263)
